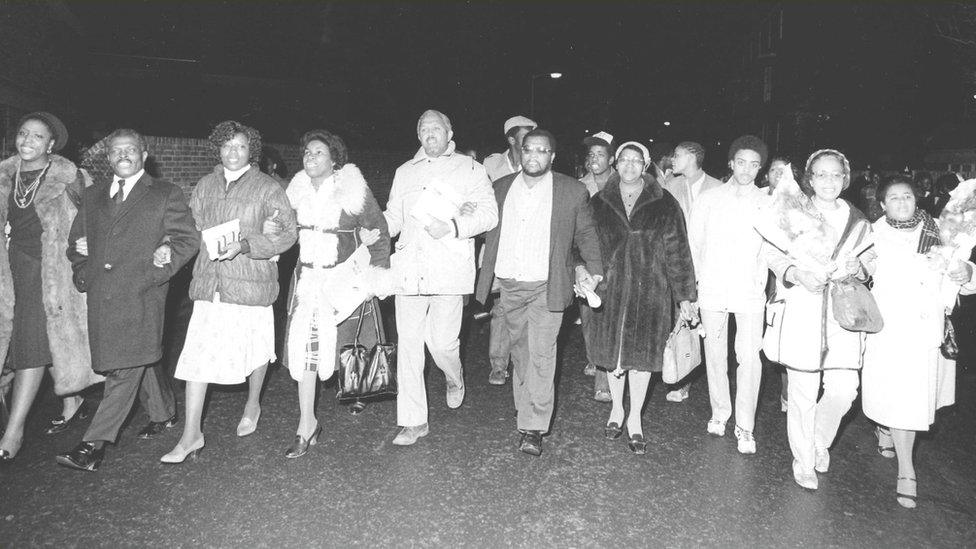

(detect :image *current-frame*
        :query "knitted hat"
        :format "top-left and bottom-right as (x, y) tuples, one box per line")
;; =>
(615, 141), (651, 168)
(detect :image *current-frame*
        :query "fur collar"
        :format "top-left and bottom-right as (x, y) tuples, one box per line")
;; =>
(0, 154), (79, 209)
(288, 163), (367, 218)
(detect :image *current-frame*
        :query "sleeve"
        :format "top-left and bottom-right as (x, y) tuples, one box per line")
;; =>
(152, 185), (201, 285)
(244, 184), (298, 259)
(383, 167), (405, 238)
(763, 240), (795, 281)
(663, 202), (697, 304)
(66, 191), (89, 292)
(572, 188), (604, 279)
(360, 189), (391, 268)
(687, 193), (707, 279)
(452, 162), (498, 238)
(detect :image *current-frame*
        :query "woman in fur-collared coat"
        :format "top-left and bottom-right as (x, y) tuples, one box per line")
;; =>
(280, 130), (389, 458)
(0, 112), (100, 460)
(584, 141), (697, 454)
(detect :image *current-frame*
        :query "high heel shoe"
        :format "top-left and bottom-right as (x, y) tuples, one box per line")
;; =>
(627, 433), (647, 455)
(875, 426), (895, 458)
(284, 425), (322, 459)
(604, 422), (623, 440)
(236, 407), (261, 437)
(44, 401), (91, 435)
(0, 436), (23, 463)
(896, 477), (917, 509)
(160, 437), (205, 464)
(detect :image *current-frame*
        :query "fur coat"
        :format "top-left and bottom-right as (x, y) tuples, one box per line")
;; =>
(282, 164), (390, 380)
(0, 154), (101, 394)
(584, 174), (698, 371)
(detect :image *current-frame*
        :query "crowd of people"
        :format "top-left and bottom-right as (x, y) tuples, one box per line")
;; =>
(0, 109), (974, 511)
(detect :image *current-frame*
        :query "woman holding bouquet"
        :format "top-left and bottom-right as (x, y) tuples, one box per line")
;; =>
(766, 149), (876, 490)
(163, 121), (297, 463)
(861, 175), (975, 508)
(281, 130), (389, 458)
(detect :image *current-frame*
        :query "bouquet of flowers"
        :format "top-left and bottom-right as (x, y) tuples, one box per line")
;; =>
(930, 178), (976, 308)
(754, 165), (838, 278)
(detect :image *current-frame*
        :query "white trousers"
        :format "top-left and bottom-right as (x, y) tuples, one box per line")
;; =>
(787, 368), (860, 474)
(394, 295), (464, 427)
(701, 310), (764, 431)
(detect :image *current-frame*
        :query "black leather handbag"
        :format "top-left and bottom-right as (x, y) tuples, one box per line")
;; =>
(337, 299), (397, 402)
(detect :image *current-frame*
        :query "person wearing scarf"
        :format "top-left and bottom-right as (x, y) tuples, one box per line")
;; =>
(862, 174), (976, 509)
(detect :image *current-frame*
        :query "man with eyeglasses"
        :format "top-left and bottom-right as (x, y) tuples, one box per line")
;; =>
(662, 141), (723, 403)
(687, 135), (771, 454)
(384, 110), (498, 446)
(476, 129), (604, 456)
(579, 131), (615, 402)
(482, 116), (536, 386)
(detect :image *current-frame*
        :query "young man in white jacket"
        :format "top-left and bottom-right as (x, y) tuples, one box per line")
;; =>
(688, 135), (771, 454)
(384, 110), (498, 446)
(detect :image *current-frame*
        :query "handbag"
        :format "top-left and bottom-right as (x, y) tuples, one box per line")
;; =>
(662, 319), (702, 384)
(941, 316), (958, 360)
(829, 276), (884, 333)
(337, 299), (397, 402)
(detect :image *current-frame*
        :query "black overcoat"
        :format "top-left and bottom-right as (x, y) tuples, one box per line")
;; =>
(584, 173), (697, 371)
(68, 173), (199, 372)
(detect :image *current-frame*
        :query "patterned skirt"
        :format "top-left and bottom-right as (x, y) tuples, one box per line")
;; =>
(175, 293), (276, 385)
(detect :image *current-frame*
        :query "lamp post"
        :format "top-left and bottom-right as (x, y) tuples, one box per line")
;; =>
(530, 72), (563, 117)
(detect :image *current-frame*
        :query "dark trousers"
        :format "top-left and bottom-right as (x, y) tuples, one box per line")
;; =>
(499, 279), (563, 433)
(84, 362), (173, 444)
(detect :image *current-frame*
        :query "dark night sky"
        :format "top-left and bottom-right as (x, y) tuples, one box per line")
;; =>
(68, 2), (972, 166)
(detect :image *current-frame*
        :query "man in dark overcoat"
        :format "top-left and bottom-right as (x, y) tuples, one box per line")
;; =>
(57, 129), (199, 471)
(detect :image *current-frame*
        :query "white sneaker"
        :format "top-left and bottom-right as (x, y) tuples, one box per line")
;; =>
(666, 385), (690, 402)
(446, 380), (465, 409)
(734, 426), (756, 454)
(392, 424), (429, 446)
(793, 460), (818, 490)
(583, 363), (597, 376)
(706, 419), (726, 436)
(815, 447), (830, 473)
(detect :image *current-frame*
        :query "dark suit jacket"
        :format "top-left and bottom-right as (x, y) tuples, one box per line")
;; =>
(68, 173), (199, 372)
(475, 171), (603, 312)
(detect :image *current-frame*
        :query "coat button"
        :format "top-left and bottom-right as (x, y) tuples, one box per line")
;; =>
(104, 263), (113, 271)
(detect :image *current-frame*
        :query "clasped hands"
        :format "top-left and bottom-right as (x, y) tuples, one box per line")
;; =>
(790, 255), (863, 293)
(74, 237), (173, 267)
(924, 250), (974, 285)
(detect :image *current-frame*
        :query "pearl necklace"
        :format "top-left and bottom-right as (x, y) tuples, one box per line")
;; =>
(14, 161), (51, 209)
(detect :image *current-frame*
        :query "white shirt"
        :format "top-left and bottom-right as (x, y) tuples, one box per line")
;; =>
(110, 169), (145, 201)
(687, 172), (706, 210)
(495, 171), (553, 281)
(223, 165), (250, 188)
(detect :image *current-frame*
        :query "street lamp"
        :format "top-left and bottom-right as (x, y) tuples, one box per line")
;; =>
(530, 72), (563, 117)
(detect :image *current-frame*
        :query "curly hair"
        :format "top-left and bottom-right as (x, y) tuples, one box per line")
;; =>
(301, 129), (349, 169)
(208, 120), (262, 165)
(676, 141), (705, 167)
(727, 134), (768, 166)
(800, 149), (851, 197)
(876, 174), (915, 205)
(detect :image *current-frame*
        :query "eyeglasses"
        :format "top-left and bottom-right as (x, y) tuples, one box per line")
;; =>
(812, 172), (845, 182)
(521, 146), (552, 156)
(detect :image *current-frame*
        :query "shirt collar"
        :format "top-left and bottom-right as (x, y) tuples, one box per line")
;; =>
(223, 165), (251, 182)
(411, 140), (457, 164)
(115, 169), (145, 186)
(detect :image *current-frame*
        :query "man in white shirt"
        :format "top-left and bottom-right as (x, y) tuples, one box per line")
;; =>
(662, 141), (723, 403)
(688, 135), (770, 454)
(482, 115), (536, 386)
(476, 129), (603, 457)
(384, 110), (498, 446)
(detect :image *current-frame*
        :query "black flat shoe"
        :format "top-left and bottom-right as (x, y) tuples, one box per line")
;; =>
(627, 433), (647, 455)
(136, 414), (180, 439)
(55, 441), (104, 472)
(0, 449), (15, 464)
(604, 422), (623, 440)
(349, 401), (367, 415)
(284, 425), (322, 459)
(518, 430), (543, 456)
(44, 401), (91, 435)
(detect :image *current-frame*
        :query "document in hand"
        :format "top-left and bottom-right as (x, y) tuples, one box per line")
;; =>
(410, 180), (462, 225)
(202, 218), (241, 260)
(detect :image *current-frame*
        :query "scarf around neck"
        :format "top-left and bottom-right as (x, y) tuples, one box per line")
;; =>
(885, 208), (941, 254)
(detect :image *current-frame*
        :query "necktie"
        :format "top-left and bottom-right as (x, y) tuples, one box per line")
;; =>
(113, 179), (125, 206)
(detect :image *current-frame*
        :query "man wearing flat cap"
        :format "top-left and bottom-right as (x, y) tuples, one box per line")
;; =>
(383, 110), (498, 446)
(481, 115), (537, 386)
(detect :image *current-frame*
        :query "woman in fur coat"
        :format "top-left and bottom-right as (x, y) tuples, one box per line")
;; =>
(281, 130), (390, 458)
(584, 142), (698, 455)
(0, 112), (99, 461)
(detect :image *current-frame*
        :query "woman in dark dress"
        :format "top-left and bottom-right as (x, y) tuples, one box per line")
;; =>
(0, 112), (98, 461)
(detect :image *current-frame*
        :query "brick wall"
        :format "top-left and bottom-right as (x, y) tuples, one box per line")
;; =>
(80, 135), (408, 207)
